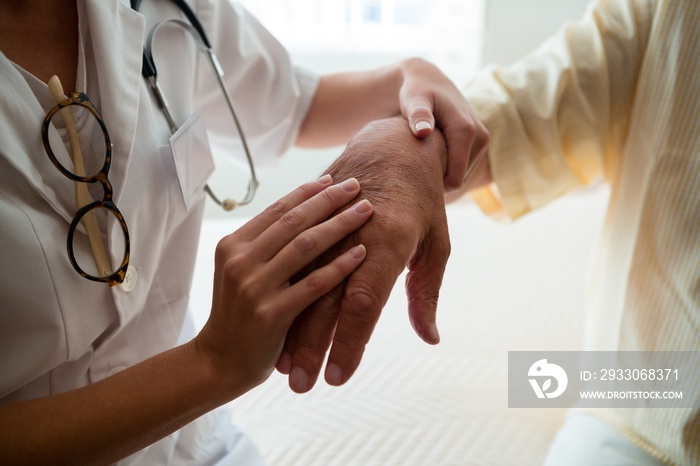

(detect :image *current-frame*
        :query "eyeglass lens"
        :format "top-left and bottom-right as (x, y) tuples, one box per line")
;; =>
(45, 99), (129, 283)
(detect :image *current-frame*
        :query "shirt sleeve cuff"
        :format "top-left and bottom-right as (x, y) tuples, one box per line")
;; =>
(463, 67), (587, 221)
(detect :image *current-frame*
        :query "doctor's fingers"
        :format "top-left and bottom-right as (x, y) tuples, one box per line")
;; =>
(247, 178), (363, 263)
(400, 66), (489, 192)
(402, 95), (436, 139)
(263, 199), (373, 285)
(231, 174), (334, 243)
(271, 244), (367, 330)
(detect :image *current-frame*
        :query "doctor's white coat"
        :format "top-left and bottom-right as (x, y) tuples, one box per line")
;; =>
(0, 0), (318, 463)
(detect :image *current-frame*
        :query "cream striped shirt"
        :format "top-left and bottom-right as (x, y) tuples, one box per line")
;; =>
(464, 0), (699, 464)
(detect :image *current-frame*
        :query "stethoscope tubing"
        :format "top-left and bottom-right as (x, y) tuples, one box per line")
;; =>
(133, 0), (258, 210)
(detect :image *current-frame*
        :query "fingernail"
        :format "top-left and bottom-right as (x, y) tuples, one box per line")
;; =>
(325, 362), (343, 386)
(415, 121), (432, 132)
(277, 351), (292, 374)
(353, 199), (372, 214)
(317, 174), (332, 185)
(350, 244), (366, 259)
(290, 367), (309, 393)
(339, 178), (359, 192)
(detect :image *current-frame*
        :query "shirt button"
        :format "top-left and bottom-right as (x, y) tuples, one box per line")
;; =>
(119, 265), (138, 292)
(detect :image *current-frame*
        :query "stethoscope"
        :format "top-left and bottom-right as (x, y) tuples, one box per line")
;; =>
(131, 0), (258, 211)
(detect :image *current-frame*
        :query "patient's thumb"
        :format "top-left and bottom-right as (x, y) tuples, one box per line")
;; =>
(405, 263), (443, 345)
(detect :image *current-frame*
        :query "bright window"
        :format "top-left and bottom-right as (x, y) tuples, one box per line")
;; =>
(206, 1), (487, 219)
(236, 0), (486, 83)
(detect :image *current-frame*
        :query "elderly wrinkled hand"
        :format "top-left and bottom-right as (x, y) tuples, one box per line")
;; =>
(277, 117), (450, 393)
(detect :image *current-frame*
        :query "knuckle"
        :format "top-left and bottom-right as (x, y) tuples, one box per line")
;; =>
(294, 335), (330, 358)
(320, 184), (339, 204)
(383, 214), (419, 245)
(297, 181), (313, 195)
(310, 287), (344, 316)
(333, 210), (354, 229)
(237, 273), (264, 303)
(462, 120), (477, 135)
(437, 236), (452, 264)
(475, 126), (490, 150)
(219, 252), (267, 303)
(264, 199), (286, 216)
(344, 284), (382, 319)
(409, 293), (440, 309)
(289, 335), (331, 381)
(280, 208), (305, 228)
(480, 126), (491, 144)
(425, 224), (451, 261)
(411, 105), (433, 118)
(214, 238), (230, 265)
(293, 232), (318, 254)
(216, 236), (247, 273)
(293, 345), (327, 372)
(332, 331), (369, 359)
(220, 252), (247, 282)
(328, 253), (352, 277)
(303, 273), (326, 295)
(321, 281), (346, 303)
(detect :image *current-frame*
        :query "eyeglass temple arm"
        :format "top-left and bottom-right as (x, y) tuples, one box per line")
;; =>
(48, 76), (112, 277)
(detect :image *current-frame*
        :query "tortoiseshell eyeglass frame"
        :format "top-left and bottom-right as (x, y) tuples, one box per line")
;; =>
(41, 92), (130, 286)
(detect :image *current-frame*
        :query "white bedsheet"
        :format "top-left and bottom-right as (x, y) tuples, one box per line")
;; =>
(191, 187), (609, 466)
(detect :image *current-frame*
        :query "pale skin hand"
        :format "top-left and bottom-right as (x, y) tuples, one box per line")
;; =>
(197, 176), (374, 388)
(279, 117), (452, 392)
(398, 58), (490, 191)
(0, 177), (373, 465)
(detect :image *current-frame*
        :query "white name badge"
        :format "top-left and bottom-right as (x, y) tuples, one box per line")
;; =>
(169, 111), (215, 211)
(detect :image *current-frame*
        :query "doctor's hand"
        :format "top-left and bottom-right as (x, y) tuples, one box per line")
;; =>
(277, 117), (449, 393)
(297, 58), (487, 192)
(399, 58), (490, 192)
(194, 176), (373, 393)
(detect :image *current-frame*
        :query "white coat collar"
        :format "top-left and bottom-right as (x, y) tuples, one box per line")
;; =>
(0, 0), (145, 222)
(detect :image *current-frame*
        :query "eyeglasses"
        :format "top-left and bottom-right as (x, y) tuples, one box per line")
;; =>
(42, 78), (130, 286)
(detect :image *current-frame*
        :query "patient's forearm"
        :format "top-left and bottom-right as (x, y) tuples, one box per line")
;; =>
(296, 65), (403, 148)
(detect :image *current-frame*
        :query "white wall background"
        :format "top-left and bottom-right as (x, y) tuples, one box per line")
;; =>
(204, 0), (592, 219)
(482, 0), (591, 65)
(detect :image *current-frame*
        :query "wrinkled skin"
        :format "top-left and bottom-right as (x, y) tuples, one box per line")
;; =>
(277, 117), (450, 392)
